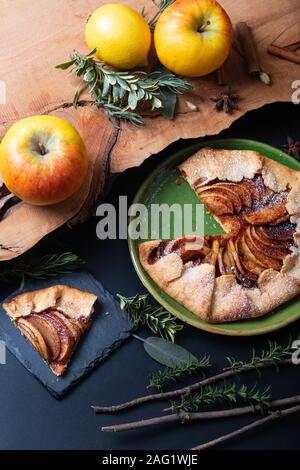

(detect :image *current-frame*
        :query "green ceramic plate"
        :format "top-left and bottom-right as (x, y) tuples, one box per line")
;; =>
(128, 139), (300, 336)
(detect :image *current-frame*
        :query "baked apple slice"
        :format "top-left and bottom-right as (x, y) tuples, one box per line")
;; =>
(217, 247), (226, 275)
(244, 197), (288, 225)
(270, 214), (290, 225)
(253, 226), (292, 249)
(52, 310), (83, 340)
(199, 192), (234, 215)
(242, 179), (260, 201)
(17, 318), (50, 362)
(197, 186), (242, 213)
(217, 183), (252, 207)
(28, 314), (61, 361)
(253, 225), (293, 248)
(222, 243), (234, 274)
(237, 236), (267, 276)
(3, 285), (97, 376)
(40, 311), (74, 364)
(249, 226), (290, 260)
(244, 228), (282, 270)
(260, 222), (295, 241)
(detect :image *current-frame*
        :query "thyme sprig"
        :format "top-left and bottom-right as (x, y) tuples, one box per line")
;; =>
(1, 252), (85, 287)
(56, 49), (192, 125)
(117, 294), (183, 342)
(172, 384), (270, 413)
(226, 339), (293, 374)
(149, 356), (211, 390)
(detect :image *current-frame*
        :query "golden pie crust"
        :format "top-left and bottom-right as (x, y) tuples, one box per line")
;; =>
(139, 148), (300, 323)
(3, 285), (97, 375)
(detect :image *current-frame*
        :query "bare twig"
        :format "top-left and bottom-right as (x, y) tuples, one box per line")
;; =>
(92, 358), (292, 414)
(191, 403), (300, 450)
(101, 394), (300, 433)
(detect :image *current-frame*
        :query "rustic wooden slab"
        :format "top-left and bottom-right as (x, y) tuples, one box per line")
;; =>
(0, 0), (300, 260)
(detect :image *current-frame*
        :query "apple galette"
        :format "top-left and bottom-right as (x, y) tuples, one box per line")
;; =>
(3, 285), (97, 375)
(139, 148), (300, 323)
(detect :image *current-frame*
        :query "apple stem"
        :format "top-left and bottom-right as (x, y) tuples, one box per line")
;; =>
(197, 20), (211, 34)
(38, 142), (47, 156)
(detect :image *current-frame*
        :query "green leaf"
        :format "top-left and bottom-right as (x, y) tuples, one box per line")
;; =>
(159, 89), (177, 119)
(57, 49), (191, 125)
(87, 48), (97, 57)
(143, 336), (197, 368)
(84, 68), (96, 83)
(128, 91), (138, 110)
(102, 76), (111, 96)
(55, 59), (76, 70)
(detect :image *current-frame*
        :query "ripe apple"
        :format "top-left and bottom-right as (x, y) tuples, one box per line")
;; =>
(154, 0), (233, 77)
(0, 115), (88, 206)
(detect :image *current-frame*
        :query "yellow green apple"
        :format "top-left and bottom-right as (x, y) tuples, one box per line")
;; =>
(154, 0), (233, 77)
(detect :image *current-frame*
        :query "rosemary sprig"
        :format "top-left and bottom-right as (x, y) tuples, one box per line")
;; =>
(117, 294), (183, 342)
(149, 356), (211, 390)
(56, 50), (192, 125)
(142, 0), (176, 30)
(0, 252), (85, 287)
(92, 338), (292, 414)
(226, 339), (293, 374)
(171, 384), (270, 413)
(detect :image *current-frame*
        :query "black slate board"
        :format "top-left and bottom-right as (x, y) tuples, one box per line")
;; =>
(0, 271), (134, 398)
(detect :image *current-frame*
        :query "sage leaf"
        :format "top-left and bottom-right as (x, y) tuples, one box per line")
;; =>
(56, 49), (192, 125)
(84, 68), (96, 83)
(160, 89), (177, 120)
(144, 336), (197, 368)
(56, 59), (76, 70)
(128, 91), (138, 110)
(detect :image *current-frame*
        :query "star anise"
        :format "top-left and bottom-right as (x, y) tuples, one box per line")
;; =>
(210, 89), (240, 114)
(283, 136), (300, 160)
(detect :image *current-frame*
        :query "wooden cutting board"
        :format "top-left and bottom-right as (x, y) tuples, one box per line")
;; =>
(0, 0), (300, 260)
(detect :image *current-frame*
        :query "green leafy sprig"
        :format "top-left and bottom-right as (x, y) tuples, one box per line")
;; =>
(149, 355), (211, 390)
(56, 49), (192, 125)
(171, 383), (270, 413)
(117, 293), (183, 342)
(226, 339), (293, 374)
(142, 0), (176, 30)
(1, 252), (85, 287)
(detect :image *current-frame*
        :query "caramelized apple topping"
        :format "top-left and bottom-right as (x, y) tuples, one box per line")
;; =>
(147, 174), (296, 288)
(16, 309), (83, 366)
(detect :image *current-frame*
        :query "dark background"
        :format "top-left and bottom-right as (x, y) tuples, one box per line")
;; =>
(0, 102), (299, 450)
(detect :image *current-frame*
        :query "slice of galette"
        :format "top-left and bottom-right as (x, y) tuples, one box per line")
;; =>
(3, 285), (97, 376)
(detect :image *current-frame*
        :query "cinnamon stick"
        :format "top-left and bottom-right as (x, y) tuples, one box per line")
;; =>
(268, 44), (300, 66)
(236, 22), (261, 75)
(236, 22), (271, 85)
(217, 61), (229, 86)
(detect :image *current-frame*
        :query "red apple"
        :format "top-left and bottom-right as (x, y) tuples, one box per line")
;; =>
(0, 115), (88, 205)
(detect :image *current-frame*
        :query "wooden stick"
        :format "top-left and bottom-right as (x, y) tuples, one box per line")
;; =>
(91, 358), (292, 414)
(191, 403), (300, 450)
(268, 44), (300, 65)
(101, 394), (300, 433)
